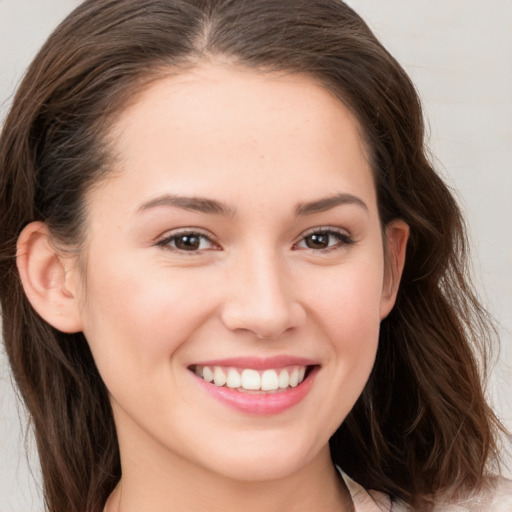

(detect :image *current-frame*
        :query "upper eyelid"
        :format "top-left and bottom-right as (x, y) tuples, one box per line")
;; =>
(156, 227), (216, 242)
(154, 225), (352, 248)
(296, 226), (351, 240)
(155, 229), (221, 253)
(293, 226), (354, 249)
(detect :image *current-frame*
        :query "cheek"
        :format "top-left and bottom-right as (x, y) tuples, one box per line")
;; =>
(305, 257), (383, 400)
(310, 257), (384, 337)
(78, 255), (214, 384)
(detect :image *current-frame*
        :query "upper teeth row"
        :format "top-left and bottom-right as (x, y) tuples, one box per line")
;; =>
(194, 365), (307, 391)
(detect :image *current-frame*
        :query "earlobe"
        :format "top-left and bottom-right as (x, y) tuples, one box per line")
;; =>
(16, 222), (83, 333)
(380, 219), (409, 319)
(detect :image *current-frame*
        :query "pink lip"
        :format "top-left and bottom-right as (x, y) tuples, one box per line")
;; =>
(191, 362), (319, 415)
(190, 355), (318, 370)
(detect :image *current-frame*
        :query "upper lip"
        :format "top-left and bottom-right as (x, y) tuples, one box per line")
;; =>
(189, 355), (319, 370)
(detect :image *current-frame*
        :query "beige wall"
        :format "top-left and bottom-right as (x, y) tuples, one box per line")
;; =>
(1, 1), (511, 509)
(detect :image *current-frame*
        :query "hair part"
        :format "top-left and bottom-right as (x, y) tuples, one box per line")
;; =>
(0, 1), (503, 511)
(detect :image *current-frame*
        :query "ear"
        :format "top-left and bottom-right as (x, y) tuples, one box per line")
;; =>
(16, 221), (83, 333)
(380, 219), (409, 319)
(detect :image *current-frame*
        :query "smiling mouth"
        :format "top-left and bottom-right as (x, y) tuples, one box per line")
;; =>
(189, 365), (313, 393)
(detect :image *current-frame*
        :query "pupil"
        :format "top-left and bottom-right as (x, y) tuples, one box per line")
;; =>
(176, 235), (200, 250)
(306, 233), (329, 249)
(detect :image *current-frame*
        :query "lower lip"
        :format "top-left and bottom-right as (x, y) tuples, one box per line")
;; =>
(193, 367), (318, 415)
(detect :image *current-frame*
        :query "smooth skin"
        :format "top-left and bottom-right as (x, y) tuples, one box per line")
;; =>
(17, 62), (408, 512)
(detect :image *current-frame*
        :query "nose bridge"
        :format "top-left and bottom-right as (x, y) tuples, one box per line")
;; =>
(221, 244), (302, 338)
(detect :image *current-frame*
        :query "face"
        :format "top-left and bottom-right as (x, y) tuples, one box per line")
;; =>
(74, 64), (406, 482)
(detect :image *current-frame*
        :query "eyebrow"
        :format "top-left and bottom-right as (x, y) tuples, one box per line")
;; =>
(137, 194), (236, 217)
(294, 193), (369, 216)
(137, 192), (368, 217)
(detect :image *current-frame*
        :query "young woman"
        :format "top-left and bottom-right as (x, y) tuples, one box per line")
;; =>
(0, 1), (510, 511)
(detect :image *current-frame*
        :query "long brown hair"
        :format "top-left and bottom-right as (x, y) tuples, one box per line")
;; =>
(0, 1), (503, 510)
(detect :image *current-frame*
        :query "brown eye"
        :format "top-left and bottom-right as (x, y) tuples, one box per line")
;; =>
(157, 232), (215, 252)
(295, 229), (353, 252)
(304, 233), (330, 249)
(174, 234), (202, 251)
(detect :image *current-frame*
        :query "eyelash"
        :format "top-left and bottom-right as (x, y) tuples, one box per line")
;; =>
(156, 227), (354, 254)
(156, 230), (219, 253)
(292, 228), (354, 253)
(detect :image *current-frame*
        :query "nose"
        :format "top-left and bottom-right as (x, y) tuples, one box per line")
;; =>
(220, 248), (305, 340)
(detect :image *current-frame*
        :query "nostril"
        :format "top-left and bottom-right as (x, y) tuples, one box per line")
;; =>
(219, 272), (305, 338)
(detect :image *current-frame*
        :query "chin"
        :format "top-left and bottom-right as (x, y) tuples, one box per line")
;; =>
(193, 430), (329, 483)
(209, 454), (311, 482)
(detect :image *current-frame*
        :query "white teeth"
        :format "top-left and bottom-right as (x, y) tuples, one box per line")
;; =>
(194, 365), (309, 392)
(213, 367), (227, 386)
(241, 369), (261, 390)
(202, 366), (214, 383)
(261, 369), (279, 391)
(226, 368), (241, 388)
(278, 369), (290, 388)
(289, 367), (299, 387)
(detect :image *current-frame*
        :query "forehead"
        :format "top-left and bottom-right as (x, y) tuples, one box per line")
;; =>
(100, 63), (376, 214)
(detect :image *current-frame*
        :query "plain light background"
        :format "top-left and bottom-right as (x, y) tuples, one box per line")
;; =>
(1, 1), (511, 510)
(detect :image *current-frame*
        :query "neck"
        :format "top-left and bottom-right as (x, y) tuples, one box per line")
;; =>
(107, 442), (352, 512)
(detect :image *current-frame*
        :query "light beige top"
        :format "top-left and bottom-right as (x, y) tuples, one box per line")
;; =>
(341, 472), (512, 511)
